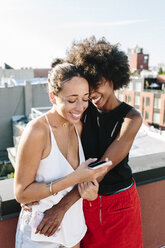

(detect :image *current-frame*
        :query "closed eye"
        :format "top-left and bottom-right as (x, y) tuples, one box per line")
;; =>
(68, 98), (89, 103)
(83, 98), (89, 102)
(68, 100), (76, 103)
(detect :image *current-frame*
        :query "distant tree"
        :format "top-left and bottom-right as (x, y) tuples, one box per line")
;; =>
(158, 67), (165, 75)
(130, 71), (139, 77)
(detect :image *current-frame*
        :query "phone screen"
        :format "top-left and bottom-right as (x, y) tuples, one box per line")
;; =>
(88, 161), (106, 168)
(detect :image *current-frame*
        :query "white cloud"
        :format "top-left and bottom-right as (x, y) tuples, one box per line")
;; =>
(60, 19), (148, 28)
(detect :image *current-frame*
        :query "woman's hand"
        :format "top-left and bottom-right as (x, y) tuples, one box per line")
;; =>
(78, 179), (99, 201)
(75, 158), (112, 183)
(21, 201), (39, 211)
(35, 204), (66, 237)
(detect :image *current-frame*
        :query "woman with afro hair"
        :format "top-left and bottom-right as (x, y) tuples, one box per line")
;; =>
(66, 36), (143, 248)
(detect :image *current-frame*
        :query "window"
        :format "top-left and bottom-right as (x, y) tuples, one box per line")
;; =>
(135, 82), (142, 91)
(144, 55), (148, 64)
(153, 112), (160, 124)
(145, 111), (149, 120)
(128, 95), (132, 104)
(154, 98), (161, 109)
(146, 97), (150, 106)
(135, 95), (140, 105)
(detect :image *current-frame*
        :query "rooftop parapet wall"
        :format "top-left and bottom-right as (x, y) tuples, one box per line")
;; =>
(1, 152), (165, 248)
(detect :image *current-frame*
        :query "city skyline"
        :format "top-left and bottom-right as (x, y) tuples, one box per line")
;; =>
(0, 0), (165, 69)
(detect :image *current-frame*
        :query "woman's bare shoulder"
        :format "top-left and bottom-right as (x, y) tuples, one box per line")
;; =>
(21, 115), (48, 142)
(126, 108), (143, 123)
(121, 107), (143, 135)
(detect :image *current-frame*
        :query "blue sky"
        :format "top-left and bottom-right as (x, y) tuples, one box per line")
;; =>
(0, 0), (164, 68)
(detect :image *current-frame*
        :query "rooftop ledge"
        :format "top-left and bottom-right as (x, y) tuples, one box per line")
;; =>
(0, 151), (165, 220)
(130, 151), (165, 185)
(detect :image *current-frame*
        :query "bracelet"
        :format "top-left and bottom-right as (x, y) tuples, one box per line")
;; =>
(49, 181), (56, 196)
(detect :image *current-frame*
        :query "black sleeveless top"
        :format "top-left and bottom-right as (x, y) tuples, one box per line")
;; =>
(81, 101), (133, 195)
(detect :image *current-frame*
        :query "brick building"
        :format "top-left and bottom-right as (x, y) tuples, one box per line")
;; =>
(129, 46), (149, 73)
(116, 77), (165, 128)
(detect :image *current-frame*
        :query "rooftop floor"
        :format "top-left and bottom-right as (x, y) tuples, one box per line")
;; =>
(130, 124), (165, 157)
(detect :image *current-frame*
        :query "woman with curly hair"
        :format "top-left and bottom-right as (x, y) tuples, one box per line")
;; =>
(66, 36), (143, 248)
(14, 59), (111, 248)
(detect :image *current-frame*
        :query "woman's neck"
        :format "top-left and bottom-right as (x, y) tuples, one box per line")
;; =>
(48, 107), (72, 129)
(101, 95), (121, 111)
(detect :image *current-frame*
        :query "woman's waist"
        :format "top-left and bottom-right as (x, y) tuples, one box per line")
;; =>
(99, 177), (133, 195)
(32, 188), (73, 212)
(83, 179), (137, 208)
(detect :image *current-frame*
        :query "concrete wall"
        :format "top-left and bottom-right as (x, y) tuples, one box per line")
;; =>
(0, 82), (51, 155)
(0, 85), (24, 152)
(32, 83), (50, 108)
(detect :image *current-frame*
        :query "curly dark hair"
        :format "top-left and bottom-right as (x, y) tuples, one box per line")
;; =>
(48, 58), (81, 95)
(66, 36), (130, 90)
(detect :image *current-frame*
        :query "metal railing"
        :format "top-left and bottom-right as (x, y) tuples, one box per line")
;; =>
(30, 107), (51, 120)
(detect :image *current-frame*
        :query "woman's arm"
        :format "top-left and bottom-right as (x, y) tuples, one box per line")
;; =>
(14, 119), (48, 204)
(14, 119), (110, 204)
(97, 108), (143, 181)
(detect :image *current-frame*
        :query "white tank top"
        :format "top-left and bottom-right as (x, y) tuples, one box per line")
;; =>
(30, 115), (87, 246)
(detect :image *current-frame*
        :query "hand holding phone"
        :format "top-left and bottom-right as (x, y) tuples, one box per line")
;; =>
(88, 160), (112, 170)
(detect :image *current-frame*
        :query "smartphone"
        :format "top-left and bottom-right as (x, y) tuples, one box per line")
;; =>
(88, 160), (112, 169)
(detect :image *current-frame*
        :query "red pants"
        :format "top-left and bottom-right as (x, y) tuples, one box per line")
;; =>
(81, 181), (143, 248)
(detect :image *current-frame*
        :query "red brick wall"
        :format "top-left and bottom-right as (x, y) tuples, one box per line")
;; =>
(130, 53), (149, 72)
(137, 180), (165, 248)
(123, 90), (135, 106)
(33, 68), (50, 78)
(137, 54), (149, 70)
(0, 217), (18, 248)
(160, 94), (165, 126)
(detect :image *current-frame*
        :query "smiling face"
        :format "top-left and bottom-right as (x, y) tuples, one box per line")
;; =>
(89, 78), (116, 111)
(53, 76), (89, 124)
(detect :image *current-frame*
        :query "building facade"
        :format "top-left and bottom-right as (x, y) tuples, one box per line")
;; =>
(116, 77), (165, 128)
